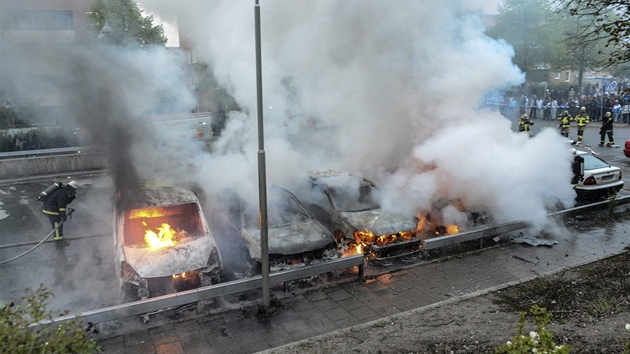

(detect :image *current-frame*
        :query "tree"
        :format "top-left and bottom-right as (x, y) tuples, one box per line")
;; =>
(562, 0), (630, 65)
(555, 13), (611, 91)
(87, 0), (167, 47)
(486, 0), (563, 85)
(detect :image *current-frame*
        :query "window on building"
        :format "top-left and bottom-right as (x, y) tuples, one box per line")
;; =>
(5, 10), (73, 31)
(188, 49), (197, 64)
(565, 71), (571, 82)
(189, 72), (199, 90)
(554, 72), (561, 80)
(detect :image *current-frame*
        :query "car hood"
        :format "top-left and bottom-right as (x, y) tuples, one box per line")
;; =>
(339, 210), (418, 236)
(247, 220), (335, 259)
(123, 235), (215, 278)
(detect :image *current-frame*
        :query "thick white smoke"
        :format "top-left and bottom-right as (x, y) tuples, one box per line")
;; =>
(138, 0), (576, 231)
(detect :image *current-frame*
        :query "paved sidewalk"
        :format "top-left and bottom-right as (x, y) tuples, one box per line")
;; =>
(97, 218), (630, 354)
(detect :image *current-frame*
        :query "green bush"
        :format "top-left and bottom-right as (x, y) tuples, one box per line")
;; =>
(0, 128), (74, 152)
(495, 305), (570, 354)
(0, 285), (101, 353)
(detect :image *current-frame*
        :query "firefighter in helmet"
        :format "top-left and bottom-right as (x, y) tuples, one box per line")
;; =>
(574, 106), (590, 143)
(518, 114), (534, 137)
(557, 110), (572, 138)
(42, 180), (78, 243)
(599, 111), (615, 147)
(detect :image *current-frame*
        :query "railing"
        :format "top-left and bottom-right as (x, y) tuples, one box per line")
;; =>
(0, 146), (102, 160)
(33, 254), (365, 328)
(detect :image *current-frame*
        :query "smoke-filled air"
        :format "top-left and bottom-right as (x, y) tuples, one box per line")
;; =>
(132, 0), (576, 233)
(28, 0), (571, 235)
(126, 0), (577, 232)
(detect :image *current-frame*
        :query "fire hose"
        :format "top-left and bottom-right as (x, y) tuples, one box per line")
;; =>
(0, 208), (75, 266)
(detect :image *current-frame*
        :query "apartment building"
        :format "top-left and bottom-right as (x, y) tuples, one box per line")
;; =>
(0, 0), (93, 124)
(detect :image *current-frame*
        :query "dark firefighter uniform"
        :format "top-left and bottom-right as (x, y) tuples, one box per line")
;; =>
(557, 110), (572, 138)
(574, 108), (589, 142)
(518, 114), (534, 136)
(599, 112), (615, 147)
(42, 182), (78, 240)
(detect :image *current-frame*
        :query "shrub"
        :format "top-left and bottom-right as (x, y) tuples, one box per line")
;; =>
(495, 305), (571, 354)
(0, 284), (101, 353)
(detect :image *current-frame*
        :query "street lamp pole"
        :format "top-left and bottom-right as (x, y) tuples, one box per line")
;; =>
(254, 0), (270, 307)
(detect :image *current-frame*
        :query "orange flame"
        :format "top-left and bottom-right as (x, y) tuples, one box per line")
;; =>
(144, 222), (179, 249)
(129, 207), (167, 219)
(446, 225), (459, 235)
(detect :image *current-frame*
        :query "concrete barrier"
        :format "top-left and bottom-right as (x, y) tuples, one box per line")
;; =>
(0, 152), (107, 179)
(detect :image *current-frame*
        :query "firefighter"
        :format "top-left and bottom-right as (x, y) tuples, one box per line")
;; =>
(518, 114), (534, 137)
(599, 111), (615, 147)
(557, 110), (572, 138)
(574, 106), (590, 143)
(42, 180), (78, 243)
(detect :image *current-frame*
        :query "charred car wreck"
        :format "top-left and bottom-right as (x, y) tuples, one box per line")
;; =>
(114, 181), (223, 301)
(304, 170), (424, 262)
(215, 185), (339, 275)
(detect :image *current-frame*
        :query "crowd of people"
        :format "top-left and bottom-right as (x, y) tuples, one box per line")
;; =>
(12, 131), (41, 151)
(493, 83), (630, 147)
(484, 85), (630, 124)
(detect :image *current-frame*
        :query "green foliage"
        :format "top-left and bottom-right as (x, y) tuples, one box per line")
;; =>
(87, 0), (167, 47)
(0, 93), (38, 129)
(495, 305), (571, 353)
(0, 128), (74, 153)
(562, 0), (630, 65)
(486, 0), (562, 81)
(608, 189), (620, 216)
(0, 284), (100, 353)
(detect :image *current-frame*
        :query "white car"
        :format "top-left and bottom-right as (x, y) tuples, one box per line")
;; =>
(572, 149), (624, 200)
(303, 170), (420, 261)
(113, 180), (223, 301)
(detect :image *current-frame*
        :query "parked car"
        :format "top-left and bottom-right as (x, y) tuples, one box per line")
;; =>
(302, 170), (421, 261)
(213, 185), (339, 275)
(623, 139), (630, 158)
(572, 149), (624, 200)
(113, 180), (223, 301)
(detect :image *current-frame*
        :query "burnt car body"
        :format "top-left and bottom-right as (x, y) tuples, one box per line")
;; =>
(113, 181), (223, 301)
(215, 185), (338, 275)
(304, 170), (421, 261)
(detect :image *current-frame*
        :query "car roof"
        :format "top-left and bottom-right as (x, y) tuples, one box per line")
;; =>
(118, 180), (199, 211)
(308, 170), (375, 189)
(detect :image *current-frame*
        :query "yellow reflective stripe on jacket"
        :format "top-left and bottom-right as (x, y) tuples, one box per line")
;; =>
(59, 207), (66, 212)
(42, 210), (59, 215)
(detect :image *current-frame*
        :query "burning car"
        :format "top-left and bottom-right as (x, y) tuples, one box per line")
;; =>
(114, 181), (223, 301)
(214, 185), (339, 275)
(572, 149), (624, 200)
(303, 170), (425, 261)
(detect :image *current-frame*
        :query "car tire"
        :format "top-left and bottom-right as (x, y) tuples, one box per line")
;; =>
(241, 247), (256, 277)
(121, 284), (138, 303)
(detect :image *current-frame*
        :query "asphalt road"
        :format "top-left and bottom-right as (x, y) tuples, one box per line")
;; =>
(1, 118), (630, 317)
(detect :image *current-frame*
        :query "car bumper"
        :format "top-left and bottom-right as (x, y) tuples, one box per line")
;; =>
(575, 181), (624, 199)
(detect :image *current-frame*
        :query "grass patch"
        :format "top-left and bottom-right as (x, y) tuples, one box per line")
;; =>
(492, 252), (630, 323)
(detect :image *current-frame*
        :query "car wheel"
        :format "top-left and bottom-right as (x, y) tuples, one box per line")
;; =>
(121, 284), (138, 303)
(241, 247), (256, 277)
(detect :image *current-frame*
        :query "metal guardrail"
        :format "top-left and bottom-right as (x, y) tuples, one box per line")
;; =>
(30, 196), (630, 328)
(0, 146), (102, 159)
(422, 195), (630, 251)
(36, 254), (365, 327)
(422, 221), (527, 251)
